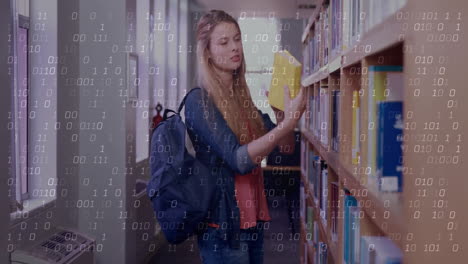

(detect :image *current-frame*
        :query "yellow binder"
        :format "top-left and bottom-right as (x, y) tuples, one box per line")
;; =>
(268, 50), (302, 111)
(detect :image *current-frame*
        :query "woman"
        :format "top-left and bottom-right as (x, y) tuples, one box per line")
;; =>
(184, 10), (306, 264)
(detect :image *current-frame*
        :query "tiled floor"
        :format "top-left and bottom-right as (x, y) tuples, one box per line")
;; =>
(148, 195), (300, 264)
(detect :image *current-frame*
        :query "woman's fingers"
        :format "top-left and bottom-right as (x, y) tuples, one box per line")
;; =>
(293, 88), (306, 117)
(283, 85), (291, 108)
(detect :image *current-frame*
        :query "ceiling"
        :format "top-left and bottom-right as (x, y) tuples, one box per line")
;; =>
(193, 0), (316, 19)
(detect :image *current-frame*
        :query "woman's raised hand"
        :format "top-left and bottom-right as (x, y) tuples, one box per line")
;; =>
(282, 85), (306, 131)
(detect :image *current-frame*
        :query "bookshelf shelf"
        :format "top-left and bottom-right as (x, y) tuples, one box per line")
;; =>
(301, 55), (342, 87)
(302, 66), (328, 87)
(299, 0), (467, 263)
(328, 55), (341, 74)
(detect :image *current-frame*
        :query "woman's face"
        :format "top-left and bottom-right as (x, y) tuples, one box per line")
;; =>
(208, 22), (243, 72)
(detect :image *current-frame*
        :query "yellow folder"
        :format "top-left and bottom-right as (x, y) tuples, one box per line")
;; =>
(268, 50), (302, 111)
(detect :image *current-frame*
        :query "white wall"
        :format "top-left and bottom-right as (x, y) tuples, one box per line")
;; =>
(28, 0), (58, 201)
(55, 0), (133, 263)
(166, 0), (179, 108)
(76, 0), (131, 263)
(153, 0), (168, 110)
(178, 0), (189, 98)
(16, 0), (29, 17)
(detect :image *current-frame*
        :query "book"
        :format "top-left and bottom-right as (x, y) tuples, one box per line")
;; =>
(314, 221), (319, 245)
(303, 242), (308, 264)
(330, 182), (340, 242)
(376, 101), (404, 192)
(365, 0), (407, 34)
(308, 151), (316, 185)
(319, 242), (328, 264)
(322, 6), (330, 66)
(342, 0), (351, 50)
(313, 221), (319, 263)
(301, 139), (307, 175)
(300, 184), (305, 220)
(351, 90), (360, 165)
(343, 193), (359, 264)
(331, 0), (343, 57)
(319, 86), (329, 146)
(306, 205), (315, 241)
(332, 90), (341, 152)
(314, 157), (324, 203)
(361, 236), (403, 264)
(367, 66), (403, 178)
(320, 164), (328, 227)
(312, 156), (321, 201)
(268, 50), (302, 111)
(314, 87), (321, 137)
(303, 38), (310, 76)
(351, 206), (361, 263)
(309, 93), (315, 131)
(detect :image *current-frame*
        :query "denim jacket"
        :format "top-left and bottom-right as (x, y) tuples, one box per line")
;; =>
(184, 87), (279, 249)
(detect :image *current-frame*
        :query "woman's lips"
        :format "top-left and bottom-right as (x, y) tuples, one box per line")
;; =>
(231, 55), (240, 62)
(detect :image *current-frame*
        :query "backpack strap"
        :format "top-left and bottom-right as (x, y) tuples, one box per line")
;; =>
(177, 87), (202, 114)
(160, 88), (202, 121)
(162, 109), (177, 120)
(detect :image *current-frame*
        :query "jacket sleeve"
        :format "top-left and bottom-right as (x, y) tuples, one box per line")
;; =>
(185, 89), (257, 175)
(258, 110), (282, 160)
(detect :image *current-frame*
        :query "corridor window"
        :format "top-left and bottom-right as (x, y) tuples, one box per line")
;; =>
(10, 14), (30, 211)
(238, 17), (280, 121)
(10, 0), (58, 216)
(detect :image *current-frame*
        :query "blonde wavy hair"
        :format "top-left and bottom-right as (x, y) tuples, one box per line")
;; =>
(195, 10), (267, 145)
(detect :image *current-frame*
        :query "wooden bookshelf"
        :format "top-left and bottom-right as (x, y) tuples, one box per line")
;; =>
(301, 169), (339, 263)
(298, 0), (468, 263)
(302, 129), (405, 239)
(302, 65), (329, 87)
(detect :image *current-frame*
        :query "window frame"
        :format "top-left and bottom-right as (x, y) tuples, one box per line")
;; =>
(17, 14), (31, 202)
(10, 12), (31, 213)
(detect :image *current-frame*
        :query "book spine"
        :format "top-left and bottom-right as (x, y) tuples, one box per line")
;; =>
(321, 166), (328, 225)
(314, 157), (320, 201)
(377, 101), (403, 192)
(352, 90), (360, 165)
(300, 184), (305, 220)
(332, 90), (339, 151)
(367, 69), (386, 178)
(351, 206), (361, 263)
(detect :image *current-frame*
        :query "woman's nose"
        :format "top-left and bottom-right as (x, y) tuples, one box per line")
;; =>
(231, 41), (240, 52)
